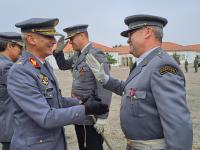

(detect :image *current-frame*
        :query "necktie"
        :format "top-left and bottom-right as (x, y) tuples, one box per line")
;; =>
(129, 62), (137, 75)
(77, 51), (81, 57)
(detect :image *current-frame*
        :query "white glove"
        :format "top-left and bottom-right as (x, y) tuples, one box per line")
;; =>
(86, 54), (108, 83)
(54, 35), (68, 53)
(94, 118), (107, 134)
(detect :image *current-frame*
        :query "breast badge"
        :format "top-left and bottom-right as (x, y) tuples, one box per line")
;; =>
(38, 73), (49, 86)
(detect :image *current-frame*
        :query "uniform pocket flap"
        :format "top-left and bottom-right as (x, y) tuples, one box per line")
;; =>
(135, 91), (146, 99)
(43, 88), (53, 99)
(27, 135), (55, 146)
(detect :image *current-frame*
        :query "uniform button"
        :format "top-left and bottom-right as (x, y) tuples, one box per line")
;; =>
(75, 113), (79, 117)
(39, 140), (43, 143)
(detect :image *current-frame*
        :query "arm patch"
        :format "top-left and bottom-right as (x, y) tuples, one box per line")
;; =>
(159, 65), (177, 75)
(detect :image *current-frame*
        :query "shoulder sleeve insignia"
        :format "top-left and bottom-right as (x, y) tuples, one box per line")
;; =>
(159, 65), (177, 75)
(29, 57), (40, 68)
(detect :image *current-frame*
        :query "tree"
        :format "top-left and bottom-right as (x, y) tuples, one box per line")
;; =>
(112, 44), (123, 48)
(106, 53), (117, 64)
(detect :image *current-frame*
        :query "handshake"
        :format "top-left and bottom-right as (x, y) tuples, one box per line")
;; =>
(82, 96), (109, 116)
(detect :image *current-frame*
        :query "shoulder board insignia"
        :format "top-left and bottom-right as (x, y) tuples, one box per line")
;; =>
(159, 65), (177, 75)
(16, 61), (23, 65)
(29, 57), (40, 68)
(156, 51), (163, 58)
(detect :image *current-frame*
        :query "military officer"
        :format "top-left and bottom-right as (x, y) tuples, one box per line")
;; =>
(184, 59), (188, 73)
(0, 32), (23, 150)
(53, 24), (112, 150)
(193, 56), (198, 73)
(86, 14), (193, 150)
(6, 18), (109, 150)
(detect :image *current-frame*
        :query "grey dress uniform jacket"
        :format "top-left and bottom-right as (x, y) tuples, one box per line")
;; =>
(53, 43), (112, 125)
(104, 48), (193, 150)
(7, 51), (86, 150)
(0, 55), (15, 142)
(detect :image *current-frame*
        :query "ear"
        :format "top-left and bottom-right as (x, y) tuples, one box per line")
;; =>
(27, 34), (36, 45)
(7, 42), (14, 49)
(144, 27), (153, 39)
(80, 33), (85, 39)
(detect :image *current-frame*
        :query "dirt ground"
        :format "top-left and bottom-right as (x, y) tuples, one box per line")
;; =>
(0, 65), (199, 150)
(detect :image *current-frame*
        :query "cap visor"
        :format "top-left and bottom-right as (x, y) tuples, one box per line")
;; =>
(16, 42), (24, 47)
(120, 30), (129, 37)
(120, 27), (144, 37)
(64, 35), (73, 40)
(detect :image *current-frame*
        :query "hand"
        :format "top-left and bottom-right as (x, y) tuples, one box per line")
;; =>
(94, 118), (107, 134)
(54, 35), (68, 53)
(81, 95), (101, 104)
(86, 54), (107, 83)
(84, 97), (109, 115)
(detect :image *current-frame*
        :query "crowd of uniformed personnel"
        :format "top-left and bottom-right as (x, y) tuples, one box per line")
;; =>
(0, 14), (193, 150)
(184, 57), (199, 73)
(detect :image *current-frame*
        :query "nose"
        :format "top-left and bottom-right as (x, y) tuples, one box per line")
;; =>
(51, 37), (56, 44)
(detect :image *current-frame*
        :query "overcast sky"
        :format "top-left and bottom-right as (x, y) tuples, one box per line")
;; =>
(1, 0), (200, 47)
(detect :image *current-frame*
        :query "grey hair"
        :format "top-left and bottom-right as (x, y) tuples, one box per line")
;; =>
(21, 33), (27, 43)
(151, 26), (163, 42)
(21, 33), (28, 49)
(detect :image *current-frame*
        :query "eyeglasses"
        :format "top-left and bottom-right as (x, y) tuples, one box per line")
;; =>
(128, 27), (145, 37)
(69, 32), (83, 41)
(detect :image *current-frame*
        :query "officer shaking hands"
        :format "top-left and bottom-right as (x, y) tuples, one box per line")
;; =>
(6, 18), (108, 150)
(86, 14), (193, 150)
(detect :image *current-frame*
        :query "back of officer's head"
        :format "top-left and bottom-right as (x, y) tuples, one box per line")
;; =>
(0, 40), (8, 52)
(140, 25), (163, 45)
(150, 26), (163, 43)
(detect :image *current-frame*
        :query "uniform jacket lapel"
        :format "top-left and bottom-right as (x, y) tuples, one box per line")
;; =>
(44, 61), (60, 88)
(74, 43), (92, 68)
(23, 51), (54, 83)
(39, 62), (54, 82)
(125, 48), (162, 86)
